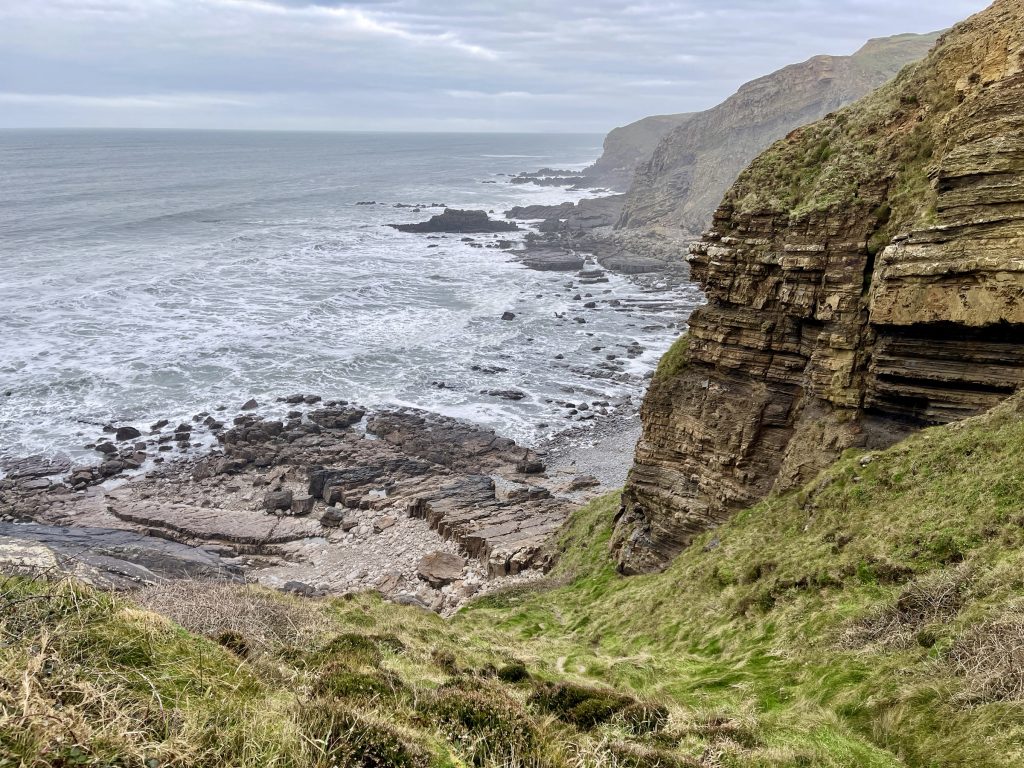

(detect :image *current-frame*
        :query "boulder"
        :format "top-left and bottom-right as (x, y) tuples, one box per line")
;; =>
(263, 490), (293, 512)
(373, 515), (397, 533)
(417, 551), (466, 588)
(290, 495), (315, 516)
(114, 426), (142, 442)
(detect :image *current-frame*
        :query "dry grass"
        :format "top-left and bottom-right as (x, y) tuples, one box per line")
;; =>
(947, 608), (1024, 704)
(135, 580), (335, 654)
(841, 566), (970, 649)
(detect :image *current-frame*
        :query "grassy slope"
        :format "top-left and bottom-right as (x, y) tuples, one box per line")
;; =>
(3, 395), (1024, 767)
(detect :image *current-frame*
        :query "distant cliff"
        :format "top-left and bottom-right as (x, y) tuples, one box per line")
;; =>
(615, 31), (941, 238)
(583, 114), (693, 190)
(614, 0), (1024, 574)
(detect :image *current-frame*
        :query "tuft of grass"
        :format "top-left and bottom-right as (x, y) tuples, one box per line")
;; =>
(654, 333), (690, 381)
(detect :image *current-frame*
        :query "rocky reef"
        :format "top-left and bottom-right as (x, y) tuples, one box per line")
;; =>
(615, 0), (1024, 574)
(390, 208), (519, 233)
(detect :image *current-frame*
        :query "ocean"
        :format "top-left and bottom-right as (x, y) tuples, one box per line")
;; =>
(0, 130), (698, 465)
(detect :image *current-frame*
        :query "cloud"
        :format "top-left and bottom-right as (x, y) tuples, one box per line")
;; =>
(0, 0), (991, 132)
(0, 92), (253, 109)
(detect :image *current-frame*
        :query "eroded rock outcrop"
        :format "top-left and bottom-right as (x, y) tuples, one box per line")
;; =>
(390, 209), (519, 234)
(615, 0), (1024, 574)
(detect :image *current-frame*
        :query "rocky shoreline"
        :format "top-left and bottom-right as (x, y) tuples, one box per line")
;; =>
(1, 157), (695, 614)
(0, 395), (622, 614)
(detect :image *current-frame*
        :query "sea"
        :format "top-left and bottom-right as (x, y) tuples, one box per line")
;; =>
(0, 130), (699, 466)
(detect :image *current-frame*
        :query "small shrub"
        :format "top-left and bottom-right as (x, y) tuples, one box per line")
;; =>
(431, 648), (458, 674)
(529, 681), (634, 729)
(496, 661), (530, 684)
(617, 702), (670, 735)
(319, 633), (384, 666)
(422, 681), (538, 766)
(214, 629), (250, 658)
(303, 701), (431, 768)
(312, 661), (406, 701)
(947, 615), (1024, 702)
(605, 741), (701, 768)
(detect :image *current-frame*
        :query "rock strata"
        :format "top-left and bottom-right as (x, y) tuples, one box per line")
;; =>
(616, 0), (1024, 574)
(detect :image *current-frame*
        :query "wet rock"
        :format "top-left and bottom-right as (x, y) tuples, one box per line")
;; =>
(99, 460), (125, 477)
(501, 311), (516, 321)
(417, 551), (466, 587)
(2, 455), (72, 479)
(389, 208), (519, 234)
(308, 406), (365, 430)
(115, 426), (142, 442)
(481, 389), (527, 401)
(0, 522), (240, 589)
(240, 399), (259, 411)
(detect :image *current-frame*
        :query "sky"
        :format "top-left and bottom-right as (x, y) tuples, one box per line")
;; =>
(0, 0), (990, 134)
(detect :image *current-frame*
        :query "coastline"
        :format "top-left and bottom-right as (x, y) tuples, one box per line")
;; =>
(0, 147), (693, 611)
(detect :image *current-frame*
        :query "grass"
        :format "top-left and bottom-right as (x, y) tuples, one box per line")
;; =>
(4, 395), (1024, 766)
(653, 334), (690, 381)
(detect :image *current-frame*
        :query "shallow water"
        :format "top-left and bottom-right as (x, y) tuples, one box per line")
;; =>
(0, 130), (700, 463)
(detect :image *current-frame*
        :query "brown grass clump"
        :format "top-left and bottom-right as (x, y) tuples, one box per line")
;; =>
(842, 567), (969, 649)
(136, 580), (334, 654)
(947, 612), (1024, 703)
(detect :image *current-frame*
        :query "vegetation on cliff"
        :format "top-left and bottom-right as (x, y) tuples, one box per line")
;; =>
(5, 391), (1024, 767)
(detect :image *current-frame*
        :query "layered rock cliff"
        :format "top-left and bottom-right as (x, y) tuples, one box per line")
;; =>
(615, 0), (1024, 574)
(616, 32), (941, 238)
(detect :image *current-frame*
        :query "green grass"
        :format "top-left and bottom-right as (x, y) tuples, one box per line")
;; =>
(654, 334), (690, 381)
(4, 395), (1024, 766)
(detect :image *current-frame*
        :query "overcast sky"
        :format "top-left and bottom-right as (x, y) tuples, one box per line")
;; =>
(0, 0), (989, 133)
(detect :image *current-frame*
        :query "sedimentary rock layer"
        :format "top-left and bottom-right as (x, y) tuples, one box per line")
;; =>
(616, 0), (1024, 574)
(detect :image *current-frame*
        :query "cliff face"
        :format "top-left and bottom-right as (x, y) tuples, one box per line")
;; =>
(616, 32), (941, 238)
(584, 113), (693, 190)
(615, 0), (1024, 574)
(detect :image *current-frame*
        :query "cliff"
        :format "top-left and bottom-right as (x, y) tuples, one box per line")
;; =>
(616, 0), (1024, 574)
(584, 113), (693, 190)
(616, 31), (941, 237)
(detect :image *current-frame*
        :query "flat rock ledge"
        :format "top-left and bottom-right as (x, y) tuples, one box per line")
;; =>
(1, 404), (597, 613)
